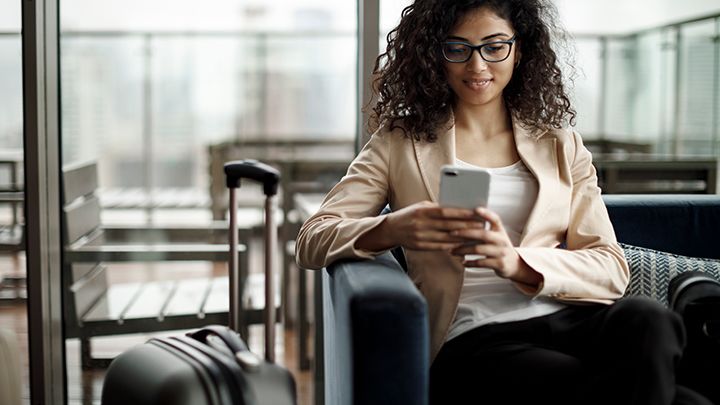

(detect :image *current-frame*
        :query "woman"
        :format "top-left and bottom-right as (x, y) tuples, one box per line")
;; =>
(296, 0), (709, 404)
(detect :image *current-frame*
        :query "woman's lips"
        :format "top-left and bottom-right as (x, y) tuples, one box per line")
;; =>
(463, 78), (492, 91)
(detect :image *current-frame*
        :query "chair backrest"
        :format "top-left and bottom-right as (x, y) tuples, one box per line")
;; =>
(603, 194), (720, 259)
(62, 161), (102, 244)
(61, 161), (108, 334)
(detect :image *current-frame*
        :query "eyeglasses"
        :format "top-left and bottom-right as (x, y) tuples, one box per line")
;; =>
(441, 36), (517, 63)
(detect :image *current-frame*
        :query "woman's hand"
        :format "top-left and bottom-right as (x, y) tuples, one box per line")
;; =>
(450, 207), (543, 287)
(356, 201), (482, 252)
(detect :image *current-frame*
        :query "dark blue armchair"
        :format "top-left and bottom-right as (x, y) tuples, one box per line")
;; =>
(317, 194), (720, 405)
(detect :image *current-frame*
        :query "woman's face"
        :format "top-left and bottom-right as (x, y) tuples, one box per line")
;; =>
(444, 7), (519, 110)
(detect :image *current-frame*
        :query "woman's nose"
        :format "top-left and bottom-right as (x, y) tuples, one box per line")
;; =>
(466, 50), (488, 72)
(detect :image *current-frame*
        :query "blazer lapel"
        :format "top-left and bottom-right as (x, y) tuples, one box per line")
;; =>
(413, 123), (455, 202)
(514, 121), (559, 245)
(410, 115), (559, 245)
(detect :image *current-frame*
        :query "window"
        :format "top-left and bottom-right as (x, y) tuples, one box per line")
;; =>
(58, 2), (357, 403)
(572, 37), (603, 137)
(0, 0), (22, 151)
(677, 19), (717, 156)
(0, 0), (26, 404)
(61, 0), (357, 193)
(621, 28), (678, 155)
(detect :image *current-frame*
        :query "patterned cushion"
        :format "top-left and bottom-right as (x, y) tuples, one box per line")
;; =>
(620, 243), (720, 306)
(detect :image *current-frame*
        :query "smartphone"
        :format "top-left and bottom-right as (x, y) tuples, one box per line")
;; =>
(439, 165), (491, 210)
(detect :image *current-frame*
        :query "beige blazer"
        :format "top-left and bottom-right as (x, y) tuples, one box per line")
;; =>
(295, 117), (630, 361)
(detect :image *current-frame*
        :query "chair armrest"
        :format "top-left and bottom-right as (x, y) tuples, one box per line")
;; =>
(323, 251), (429, 405)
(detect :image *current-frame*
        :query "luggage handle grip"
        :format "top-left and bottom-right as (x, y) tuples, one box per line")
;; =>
(224, 159), (280, 196)
(189, 325), (248, 352)
(188, 325), (263, 371)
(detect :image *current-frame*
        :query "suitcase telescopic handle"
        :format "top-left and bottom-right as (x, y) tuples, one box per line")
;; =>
(224, 159), (280, 196)
(224, 159), (281, 363)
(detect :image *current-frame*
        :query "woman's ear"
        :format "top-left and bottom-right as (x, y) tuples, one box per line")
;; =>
(514, 42), (522, 68)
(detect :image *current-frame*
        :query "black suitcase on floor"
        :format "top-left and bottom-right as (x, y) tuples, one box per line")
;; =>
(668, 270), (720, 405)
(101, 160), (296, 405)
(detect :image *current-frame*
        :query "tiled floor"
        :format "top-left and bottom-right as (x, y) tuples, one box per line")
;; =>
(0, 251), (314, 405)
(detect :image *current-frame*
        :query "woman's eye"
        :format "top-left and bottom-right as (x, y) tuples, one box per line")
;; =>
(447, 45), (468, 54)
(485, 45), (503, 54)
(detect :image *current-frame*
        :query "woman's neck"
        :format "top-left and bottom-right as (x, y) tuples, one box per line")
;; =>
(452, 97), (519, 168)
(452, 98), (512, 140)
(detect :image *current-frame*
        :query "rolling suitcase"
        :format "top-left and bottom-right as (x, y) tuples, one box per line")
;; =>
(101, 159), (296, 405)
(668, 271), (720, 405)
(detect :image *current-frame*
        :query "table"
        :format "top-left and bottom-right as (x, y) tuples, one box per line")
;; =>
(593, 155), (717, 194)
(207, 139), (354, 219)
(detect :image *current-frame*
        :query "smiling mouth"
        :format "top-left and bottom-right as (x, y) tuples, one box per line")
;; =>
(463, 79), (492, 90)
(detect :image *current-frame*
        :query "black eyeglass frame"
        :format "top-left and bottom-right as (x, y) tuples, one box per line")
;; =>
(441, 36), (517, 63)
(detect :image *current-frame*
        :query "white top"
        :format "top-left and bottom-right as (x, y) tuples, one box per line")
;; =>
(446, 158), (566, 342)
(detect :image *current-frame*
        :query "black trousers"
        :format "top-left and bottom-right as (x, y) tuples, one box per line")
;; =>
(430, 296), (712, 405)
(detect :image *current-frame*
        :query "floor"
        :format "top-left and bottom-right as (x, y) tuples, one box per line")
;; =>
(0, 248), (314, 405)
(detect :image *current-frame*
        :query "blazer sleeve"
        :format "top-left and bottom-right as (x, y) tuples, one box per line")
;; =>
(294, 130), (393, 270)
(515, 131), (630, 302)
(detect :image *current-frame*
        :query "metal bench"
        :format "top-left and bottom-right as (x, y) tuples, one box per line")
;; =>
(0, 151), (25, 301)
(61, 161), (269, 369)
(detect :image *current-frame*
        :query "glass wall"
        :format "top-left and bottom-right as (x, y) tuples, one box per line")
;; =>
(573, 28), (684, 153)
(0, 4), (22, 151)
(602, 37), (635, 139)
(58, 1), (357, 404)
(61, 0), (357, 193)
(0, 0), (27, 403)
(630, 29), (678, 155)
(677, 19), (717, 156)
(61, 36), (146, 187)
(595, 17), (720, 157)
(378, 3), (720, 162)
(380, 0), (410, 51)
(572, 37), (603, 137)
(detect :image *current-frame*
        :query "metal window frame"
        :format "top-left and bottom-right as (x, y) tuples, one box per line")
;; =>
(22, 0), (66, 403)
(356, 0), (379, 154)
(713, 16), (720, 157)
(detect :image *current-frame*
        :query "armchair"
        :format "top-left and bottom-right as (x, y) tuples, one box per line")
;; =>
(318, 194), (720, 405)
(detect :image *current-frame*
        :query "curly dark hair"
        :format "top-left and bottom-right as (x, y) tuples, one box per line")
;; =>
(368, 0), (577, 141)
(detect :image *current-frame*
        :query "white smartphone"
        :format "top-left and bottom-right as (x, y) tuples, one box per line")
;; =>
(439, 165), (491, 210)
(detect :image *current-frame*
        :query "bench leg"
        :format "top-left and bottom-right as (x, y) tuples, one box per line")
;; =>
(80, 337), (112, 370)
